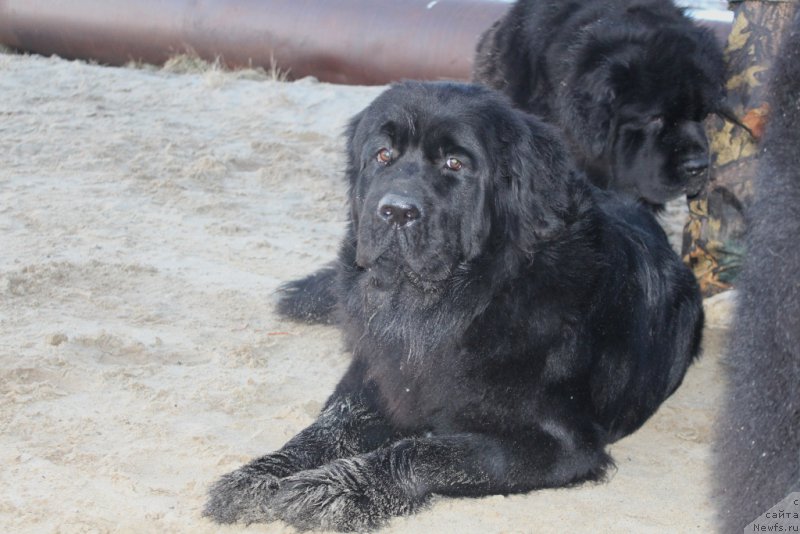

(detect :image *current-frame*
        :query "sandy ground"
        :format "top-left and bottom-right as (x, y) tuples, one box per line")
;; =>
(0, 52), (736, 533)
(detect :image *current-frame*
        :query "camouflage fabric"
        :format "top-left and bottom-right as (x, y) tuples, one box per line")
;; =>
(682, 0), (799, 296)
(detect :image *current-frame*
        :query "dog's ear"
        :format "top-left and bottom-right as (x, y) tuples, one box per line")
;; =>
(344, 110), (366, 228)
(497, 114), (575, 251)
(557, 66), (616, 160)
(344, 110), (365, 187)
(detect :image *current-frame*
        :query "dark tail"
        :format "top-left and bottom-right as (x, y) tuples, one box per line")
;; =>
(275, 264), (339, 325)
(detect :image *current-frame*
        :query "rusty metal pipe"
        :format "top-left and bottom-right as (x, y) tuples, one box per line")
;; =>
(0, 0), (509, 84)
(0, 0), (731, 85)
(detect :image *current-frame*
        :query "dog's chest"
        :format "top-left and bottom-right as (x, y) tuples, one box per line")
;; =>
(365, 348), (469, 433)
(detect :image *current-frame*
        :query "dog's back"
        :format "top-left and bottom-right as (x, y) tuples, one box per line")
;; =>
(714, 11), (800, 531)
(472, 0), (705, 116)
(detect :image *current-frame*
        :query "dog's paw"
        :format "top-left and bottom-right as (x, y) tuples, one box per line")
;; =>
(272, 456), (425, 532)
(203, 460), (284, 524)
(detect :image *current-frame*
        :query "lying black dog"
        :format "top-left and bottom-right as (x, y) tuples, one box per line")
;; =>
(473, 0), (728, 210)
(714, 11), (800, 531)
(205, 82), (704, 531)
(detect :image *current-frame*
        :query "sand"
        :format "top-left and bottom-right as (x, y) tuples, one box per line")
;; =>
(0, 52), (734, 533)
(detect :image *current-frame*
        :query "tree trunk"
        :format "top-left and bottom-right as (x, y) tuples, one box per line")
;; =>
(682, 0), (799, 296)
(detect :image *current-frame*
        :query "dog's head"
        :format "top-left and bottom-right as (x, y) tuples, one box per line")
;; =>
(344, 81), (576, 294)
(559, 22), (726, 207)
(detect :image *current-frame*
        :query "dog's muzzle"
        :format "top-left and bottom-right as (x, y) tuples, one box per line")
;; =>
(680, 156), (709, 197)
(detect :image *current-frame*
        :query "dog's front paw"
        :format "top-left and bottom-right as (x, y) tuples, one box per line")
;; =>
(204, 457), (289, 524)
(273, 456), (425, 532)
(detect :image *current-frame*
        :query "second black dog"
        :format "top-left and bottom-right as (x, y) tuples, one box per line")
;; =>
(473, 0), (728, 210)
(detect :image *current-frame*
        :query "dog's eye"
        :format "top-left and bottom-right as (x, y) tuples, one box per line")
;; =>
(376, 148), (393, 165)
(445, 157), (463, 171)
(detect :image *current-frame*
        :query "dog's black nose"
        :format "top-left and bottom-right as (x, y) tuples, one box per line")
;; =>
(681, 157), (709, 196)
(681, 157), (709, 178)
(377, 194), (421, 227)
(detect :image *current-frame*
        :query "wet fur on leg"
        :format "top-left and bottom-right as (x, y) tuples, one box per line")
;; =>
(204, 457), (285, 524)
(204, 394), (394, 524)
(273, 454), (425, 531)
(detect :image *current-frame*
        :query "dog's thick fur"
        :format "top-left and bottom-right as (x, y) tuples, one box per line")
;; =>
(714, 12), (800, 531)
(207, 83), (704, 531)
(473, 0), (727, 210)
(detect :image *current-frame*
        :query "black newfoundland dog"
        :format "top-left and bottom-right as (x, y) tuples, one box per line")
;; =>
(205, 82), (704, 531)
(473, 0), (729, 210)
(714, 11), (800, 531)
